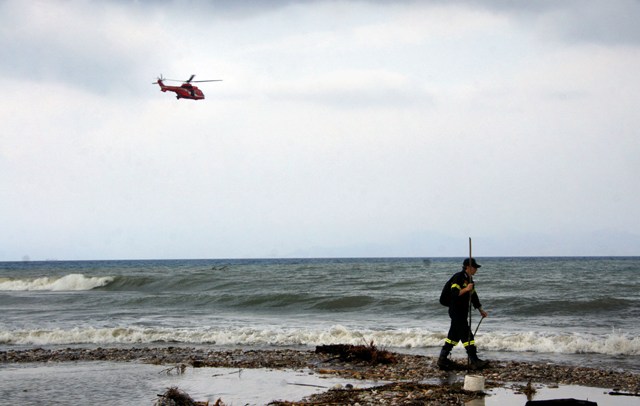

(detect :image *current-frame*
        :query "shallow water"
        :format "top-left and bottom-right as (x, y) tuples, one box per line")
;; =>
(484, 384), (640, 406)
(0, 362), (161, 405)
(0, 362), (380, 405)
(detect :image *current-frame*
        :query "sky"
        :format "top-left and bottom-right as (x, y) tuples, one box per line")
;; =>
(1, 0), (639, 260)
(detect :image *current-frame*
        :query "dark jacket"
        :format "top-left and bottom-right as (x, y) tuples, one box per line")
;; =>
(448, 270), (482, 317)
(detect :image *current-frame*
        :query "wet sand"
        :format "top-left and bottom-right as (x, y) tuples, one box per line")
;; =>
(2, 347), (639, 404)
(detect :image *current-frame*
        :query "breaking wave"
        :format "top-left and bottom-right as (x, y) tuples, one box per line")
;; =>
(1, 325), (637, 356)
(480, 330), (640, 356)
(0, 274), (114, 291)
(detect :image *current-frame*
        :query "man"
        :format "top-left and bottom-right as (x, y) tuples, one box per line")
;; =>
(438, 257), (489, 370)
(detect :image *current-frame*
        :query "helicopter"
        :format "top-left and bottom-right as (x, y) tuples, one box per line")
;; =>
(153, 74), (222, 100)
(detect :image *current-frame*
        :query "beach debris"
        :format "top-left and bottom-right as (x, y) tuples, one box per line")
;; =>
(190, 358), (206, 368)
(315, 341), (397, 365)
(524, 399), (597, 405)
(160, 363), (188, 375)
(211, 369), (242, 378)
(155, 386), (215, 406)
(286, 382), (328, 389)
(609, 390), (640, 396)
(269, 382), (483, 405)
(513, 380), (538, 399)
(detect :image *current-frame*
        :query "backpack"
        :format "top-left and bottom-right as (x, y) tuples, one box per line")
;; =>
(439, 275), (454, 306)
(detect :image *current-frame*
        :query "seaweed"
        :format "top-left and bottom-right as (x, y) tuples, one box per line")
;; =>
(315, 341), (397, 365)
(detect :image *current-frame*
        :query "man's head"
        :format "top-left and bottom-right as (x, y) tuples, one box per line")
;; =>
(463, 258), (481, 275)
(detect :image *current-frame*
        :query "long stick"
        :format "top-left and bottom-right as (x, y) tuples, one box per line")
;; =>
(474, 316), (485, 336)
(467, 237), (473, 368)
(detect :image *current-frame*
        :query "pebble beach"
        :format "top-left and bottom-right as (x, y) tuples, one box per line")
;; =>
(2, 347), (638, 404)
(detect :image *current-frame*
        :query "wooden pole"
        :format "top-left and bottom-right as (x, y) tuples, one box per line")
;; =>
(467, 237), (473, 368)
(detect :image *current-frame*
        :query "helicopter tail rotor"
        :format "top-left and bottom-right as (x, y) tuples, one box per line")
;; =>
(152, 74), (165, 84)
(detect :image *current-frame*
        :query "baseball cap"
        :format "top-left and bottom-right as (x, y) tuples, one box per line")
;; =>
(463, 258), (481, 268)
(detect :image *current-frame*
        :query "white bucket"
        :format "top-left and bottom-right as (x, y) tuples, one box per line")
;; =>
(463, 374), (485, 391)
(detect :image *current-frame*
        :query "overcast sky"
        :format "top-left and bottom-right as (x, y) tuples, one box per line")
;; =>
(1, 0), (639, 260)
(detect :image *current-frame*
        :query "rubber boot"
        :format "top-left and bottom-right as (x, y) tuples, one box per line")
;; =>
(437, 346), (454, 370)
(466, 345), (489, 370)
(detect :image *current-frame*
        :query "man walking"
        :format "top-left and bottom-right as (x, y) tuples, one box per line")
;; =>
(438, 257), (489, 370)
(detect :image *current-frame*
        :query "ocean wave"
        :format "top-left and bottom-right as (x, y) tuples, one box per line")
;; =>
(508, 297), (636, 315)
(0, 274), (114, 291)
(0, 325), (442, 347)
(480, 330), (640, 356)
(1, 325), (638, 356)
(312, 295), (375, 310)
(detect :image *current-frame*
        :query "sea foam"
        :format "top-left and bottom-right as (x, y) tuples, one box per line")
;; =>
(0, 274), (114, 291)
(1, 325), (638, 356)
(479, 330), (640, 356)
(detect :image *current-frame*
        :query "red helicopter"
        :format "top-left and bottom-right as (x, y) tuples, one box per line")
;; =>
(153, 74), (222, 100)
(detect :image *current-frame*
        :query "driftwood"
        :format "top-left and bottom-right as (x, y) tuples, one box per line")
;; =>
(609, 391), (640, 396)
(159, 364), (187, 375)
(155, 386), (223, 406)
(155, 387), (198, 406)
(525, 400), (597, 406)
(315, 341), (397, 365)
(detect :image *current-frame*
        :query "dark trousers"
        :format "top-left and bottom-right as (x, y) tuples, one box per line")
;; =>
(443, 310), (475, 350)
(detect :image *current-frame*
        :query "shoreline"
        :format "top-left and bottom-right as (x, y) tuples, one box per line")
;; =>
(2, 347), (639, 404)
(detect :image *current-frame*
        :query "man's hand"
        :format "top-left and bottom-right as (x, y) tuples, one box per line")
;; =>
(479, 309), (488, 318)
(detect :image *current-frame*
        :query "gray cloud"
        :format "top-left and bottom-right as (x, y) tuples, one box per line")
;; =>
(455, 0), (640, 45)
(2, 0), (639, 260)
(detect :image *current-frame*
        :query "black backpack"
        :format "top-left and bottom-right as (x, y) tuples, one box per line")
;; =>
(439, 275), (454, 306)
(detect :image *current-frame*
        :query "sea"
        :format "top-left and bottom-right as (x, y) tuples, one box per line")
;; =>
(1, 257), (639, 404)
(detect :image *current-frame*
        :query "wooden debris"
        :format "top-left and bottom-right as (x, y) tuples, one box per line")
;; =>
(525, 399), (597, 406)
(159, 364), (188, 375)
(155, 386), (216, 406)
(315, 341), (397, 365)
(609, 391), (640, 396)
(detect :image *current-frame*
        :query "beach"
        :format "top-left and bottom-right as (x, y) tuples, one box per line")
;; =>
(1, 346), (639, 405)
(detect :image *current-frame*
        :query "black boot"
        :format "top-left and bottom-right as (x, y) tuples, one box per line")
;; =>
(466, 345), (489, 370)
(437, 347), (454, 370)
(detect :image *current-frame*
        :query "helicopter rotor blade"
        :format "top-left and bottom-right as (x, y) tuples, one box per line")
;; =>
(152, 74), (221, 84)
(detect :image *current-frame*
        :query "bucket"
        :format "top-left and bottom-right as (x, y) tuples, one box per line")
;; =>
(463, 374), (485, 391)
